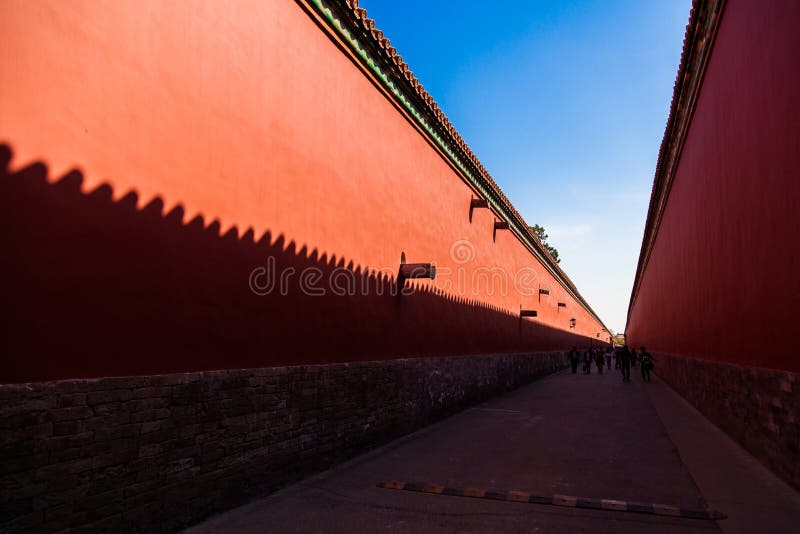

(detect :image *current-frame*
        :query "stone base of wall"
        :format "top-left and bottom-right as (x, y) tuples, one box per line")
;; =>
(0, 352), (566, 532)
(654, 352), (799, 490)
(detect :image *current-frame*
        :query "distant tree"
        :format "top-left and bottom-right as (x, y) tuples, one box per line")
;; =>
(529, 224), (560, 264)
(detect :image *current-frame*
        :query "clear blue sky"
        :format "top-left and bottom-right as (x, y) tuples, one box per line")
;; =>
(361, 0), (691, 334)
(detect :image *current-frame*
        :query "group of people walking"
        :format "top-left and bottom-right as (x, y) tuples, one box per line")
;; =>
(568, 345), (653, 382)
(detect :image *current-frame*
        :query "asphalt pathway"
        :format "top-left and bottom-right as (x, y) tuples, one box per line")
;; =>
(186, 363), (800, 533)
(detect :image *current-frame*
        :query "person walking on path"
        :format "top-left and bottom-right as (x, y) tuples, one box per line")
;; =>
(640, 347), (653, 382)
(630, 348), (638, 368)
(619, 345), (631, 382)
(595, 350), (604, 374)
(605, 348), (612, 370)
(569, 347), (580, 374)
(584, 349), (592, 374)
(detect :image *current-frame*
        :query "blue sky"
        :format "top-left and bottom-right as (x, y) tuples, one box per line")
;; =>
(361, 0), (691, 333)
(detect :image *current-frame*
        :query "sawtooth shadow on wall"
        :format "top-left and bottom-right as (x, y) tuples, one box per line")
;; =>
(0, 144), (601, 384)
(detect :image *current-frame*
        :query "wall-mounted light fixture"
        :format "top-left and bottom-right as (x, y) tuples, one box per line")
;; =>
(538, 288), (549, 303)
(469, 197), (488, 223)
(569, 318), (576, 328)
(493, 220), (509, 242)
(520, 308), (538, 318)
(397, 252), (436, 289)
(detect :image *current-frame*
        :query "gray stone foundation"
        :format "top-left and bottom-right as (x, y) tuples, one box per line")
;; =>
(0, 352), (567, 532)
(654, 352), (799, 491)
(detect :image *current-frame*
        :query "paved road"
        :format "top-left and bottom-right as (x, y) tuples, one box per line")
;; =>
(187, 364), (800, 533)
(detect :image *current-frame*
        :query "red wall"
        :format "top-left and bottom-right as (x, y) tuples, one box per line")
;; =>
(627, 0), (800, 371)
(0, 0), (605, 383)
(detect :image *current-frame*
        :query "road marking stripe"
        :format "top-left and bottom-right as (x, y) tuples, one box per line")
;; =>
(463, 487), (485, 498)
(422, 483), (444, 494)
(377, 481), (725, 520)
(576, 497), (603, 509)
(653, 504), (681, 516)
(506, 491), (530, 502)
(601, 499), (627, 511)
(626, 501), (654, 514)
(553, 494), (577, 507)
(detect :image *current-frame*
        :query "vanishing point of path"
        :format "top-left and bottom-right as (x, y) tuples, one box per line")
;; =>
(187, 367), (800, 533)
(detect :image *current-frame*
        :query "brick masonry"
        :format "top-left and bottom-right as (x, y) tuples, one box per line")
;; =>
(0, 352), (567, 532)
(654, 352), (800, 491)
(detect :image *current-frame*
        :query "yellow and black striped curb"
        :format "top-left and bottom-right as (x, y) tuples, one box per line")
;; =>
(377, 481), (726, 520)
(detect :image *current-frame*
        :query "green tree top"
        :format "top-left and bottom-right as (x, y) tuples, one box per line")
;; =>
(529, 224), (560, 264)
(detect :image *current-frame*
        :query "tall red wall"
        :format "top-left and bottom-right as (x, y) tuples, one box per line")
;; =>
(626, 0), (800, 371)
(0, 0), (605, 383)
